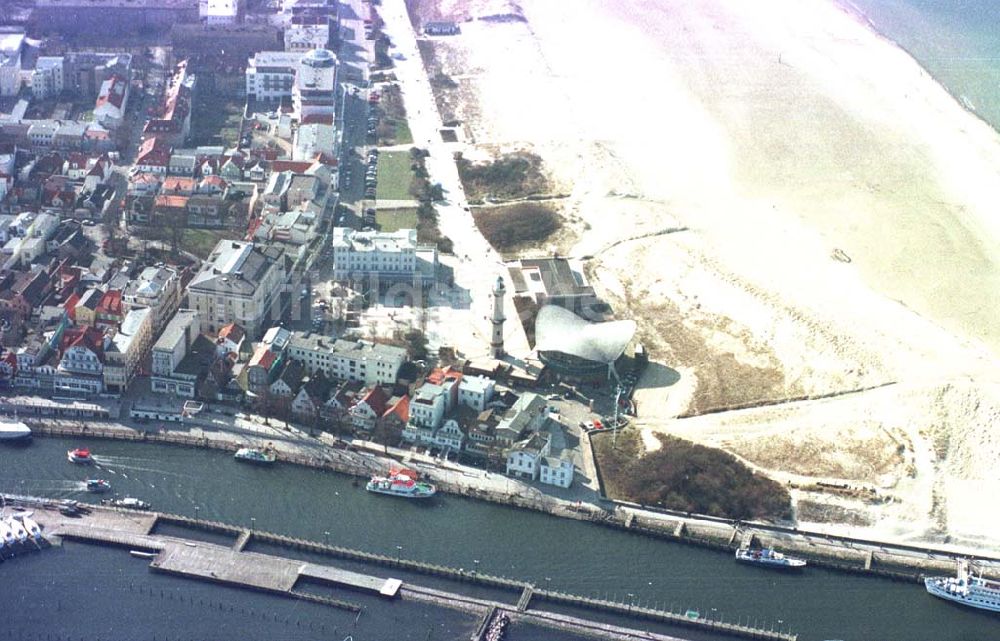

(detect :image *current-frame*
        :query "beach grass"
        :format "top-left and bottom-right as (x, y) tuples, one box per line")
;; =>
(376, 207), (419, 232)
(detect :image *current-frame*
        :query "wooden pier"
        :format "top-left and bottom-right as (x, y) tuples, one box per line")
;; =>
(516, 584), (534, 612)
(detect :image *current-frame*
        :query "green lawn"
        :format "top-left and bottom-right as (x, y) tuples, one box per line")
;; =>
(376, 151), (417, 201)
(376, 207), (418, 232)
(182, 228), (234, 259)
(191, 93), (244, 147)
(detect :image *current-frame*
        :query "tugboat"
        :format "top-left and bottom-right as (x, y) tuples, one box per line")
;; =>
(85, 479), (111, 493)
(735, 547), (807, 569)
(234, 446), (276, 465)
(365, 472), (436, 499)
(67, 448), (94, 464)
(101, 497), (151, 510)
(925, 566), (1000, 613)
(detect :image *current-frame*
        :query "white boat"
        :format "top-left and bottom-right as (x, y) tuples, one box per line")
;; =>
(5, 518), (28, 544)
(735, 547), (807, 569)
(0, 520), (14, 546)
(926, 569), (1000, 613)
(365, 473), (437, 499)
(101, 497), (151, 510)
(0, 420), (31, 441)
(19, 516), (43, 541)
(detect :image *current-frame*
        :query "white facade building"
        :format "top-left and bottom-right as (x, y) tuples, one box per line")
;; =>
(458, 375), (495, 412)
(539, 456), (574, 488)
(245, 51), (302, 101)
(102, 307), (152, 394)
(122, 265), (181, 334)
(200, 0), (240, 24)
(331, 227), (422, 281)
(408, 383), (447, 430)
(286, 332), (405, 386)
(31, 57), (65, 99)
(505, 432), (550, 480)
(151, 309), (200, 397)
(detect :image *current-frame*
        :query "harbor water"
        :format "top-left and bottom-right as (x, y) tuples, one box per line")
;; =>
(2, 437), (998, 641)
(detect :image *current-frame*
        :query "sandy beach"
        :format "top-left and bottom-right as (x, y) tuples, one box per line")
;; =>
(409, 0), (1000, 549)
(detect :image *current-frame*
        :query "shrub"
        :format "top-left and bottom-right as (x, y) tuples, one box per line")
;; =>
(473, 203), (560, 250)
(594, 431), (792, 521)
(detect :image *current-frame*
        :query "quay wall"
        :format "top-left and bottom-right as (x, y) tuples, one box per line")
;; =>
(23, 420), (998, 583)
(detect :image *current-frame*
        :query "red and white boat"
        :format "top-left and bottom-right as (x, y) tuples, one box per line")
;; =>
(67, 448), (94, 464)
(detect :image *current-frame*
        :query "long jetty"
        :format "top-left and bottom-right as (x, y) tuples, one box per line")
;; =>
(25, 420), (999, 584)
(9, 496), (796, 641)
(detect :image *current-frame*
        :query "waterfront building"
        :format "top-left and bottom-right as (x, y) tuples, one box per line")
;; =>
(349, 385), (388, 431)
(494, 391), (548, 445)
(102, 307), (152, 394)
(150, 309), (201, 397)
(54, 326), (105, 395)
(506, 432), (550, 480)
(539, 456), (574, 488)
(187, 240), (287, 337)
(534, 304), (637, 383)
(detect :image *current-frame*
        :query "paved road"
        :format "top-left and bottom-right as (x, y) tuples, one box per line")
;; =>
(376, 0), (532, 361)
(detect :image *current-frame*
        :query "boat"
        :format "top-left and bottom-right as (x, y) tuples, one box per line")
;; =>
(365, 472), (436, 499)
(67, 448), (94, 464)
(85, 479), (111, 493)
(0, 520), (14, 546)
(735, 547), (807, 569)
(19, 516), (42, 541)
(5, 517), (28, 544)
(925, 567), (1000, 613)
(129, 550), (158, 559)
(234, 447), (276, 465)
(101, 497), (151, 510)
(0, 420), (31, 442)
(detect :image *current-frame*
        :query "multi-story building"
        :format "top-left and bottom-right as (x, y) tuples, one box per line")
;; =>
(245, 49), (337, 121)
(293, 48), (338, 121)
(506, 432), (550, 480)
(0, 31), (25, 97)
(286, 333), (405, 386)
(102, 306), (152, 394)
(55, 326), (105, 395)
(94, 74), (129, 130)
(284, 21), (333, 53)
(151, 309), (201, 397)
(458, 374), (496, 411)
(31, 57), (65, 99)
(408, 383), (447, 430)
(200, 0), (241, 24)
(539, 456), (574, 488)
(245, 51), (301, 101)
(331, 227), (434, 282)
(122, 265), (181, 334)
(187, 240), (287, 337)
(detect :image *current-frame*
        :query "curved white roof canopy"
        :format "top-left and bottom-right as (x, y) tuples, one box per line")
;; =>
(534, 305), (636, 364)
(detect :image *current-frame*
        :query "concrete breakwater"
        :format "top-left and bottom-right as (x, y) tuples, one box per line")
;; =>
(24, 420), (997, 584)
(12, 499), (795, 641)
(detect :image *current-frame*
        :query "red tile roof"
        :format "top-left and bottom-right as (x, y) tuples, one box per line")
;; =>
(95, 290), (122, 317)
(382, 394), (409, 422)
(357, 386), (389, 416)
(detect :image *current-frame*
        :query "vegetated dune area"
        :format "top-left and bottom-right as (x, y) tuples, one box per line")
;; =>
(409, 0), (1000, 551)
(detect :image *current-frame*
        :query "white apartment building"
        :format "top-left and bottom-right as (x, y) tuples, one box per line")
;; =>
(284, 23), (331, 53)
(103, 307), (152, 394)
(122, 265), (181, 334)
(245, 49), (337, 121)
(409, 383), (447, 430)
(186, 241), (286, 338)
(331, 227), (421, 281)
(200, 0), (241, 24)
(506, 432), (551, 481)
(245, 51), (302, 101)
(31, 57), (65, 99)
(286, 332), (405, 386)
(458, 375), (496, 412)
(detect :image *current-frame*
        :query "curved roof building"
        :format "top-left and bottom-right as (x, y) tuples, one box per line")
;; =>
(534, 305), (636, 380)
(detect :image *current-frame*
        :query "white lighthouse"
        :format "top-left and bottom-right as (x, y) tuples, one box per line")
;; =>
(490, 276), (506, 358)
